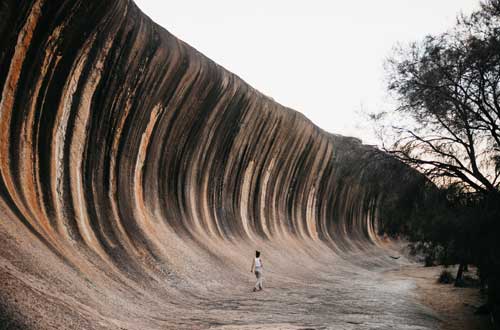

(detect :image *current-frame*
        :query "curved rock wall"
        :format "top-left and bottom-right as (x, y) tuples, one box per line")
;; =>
(0, 0), (429, 329)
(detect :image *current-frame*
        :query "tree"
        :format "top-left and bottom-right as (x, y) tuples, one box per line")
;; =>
(379, 0), (500, 195)
(375, 0), (500, 323)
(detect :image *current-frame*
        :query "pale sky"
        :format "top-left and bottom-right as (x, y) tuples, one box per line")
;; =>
(134, 0), (480, 144)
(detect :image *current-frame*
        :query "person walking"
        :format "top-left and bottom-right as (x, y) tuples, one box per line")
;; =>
(250, 250), (263, 292)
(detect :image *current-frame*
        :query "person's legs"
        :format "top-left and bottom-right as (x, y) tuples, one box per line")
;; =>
(255, 271), (263, 290)
(254, 271), (262, 291)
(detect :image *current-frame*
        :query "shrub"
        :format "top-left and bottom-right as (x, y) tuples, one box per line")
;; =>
(438, 269), (455, 284)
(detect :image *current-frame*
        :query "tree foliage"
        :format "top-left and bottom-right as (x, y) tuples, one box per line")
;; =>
(381, 0), (500, 194)
(375, 0), (500, 322)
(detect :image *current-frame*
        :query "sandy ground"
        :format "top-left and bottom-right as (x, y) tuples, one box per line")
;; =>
(388, 265), (493, 330)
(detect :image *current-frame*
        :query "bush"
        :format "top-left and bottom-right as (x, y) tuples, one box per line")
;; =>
(438, 269), (455, 284)
(424, 255), (435, 267)
(462, 275), (481, 288)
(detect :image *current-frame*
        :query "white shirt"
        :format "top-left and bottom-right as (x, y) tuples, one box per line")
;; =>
(255, 257), (262, 270)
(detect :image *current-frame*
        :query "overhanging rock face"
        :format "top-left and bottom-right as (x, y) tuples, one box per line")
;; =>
(0, 1), (430, 329)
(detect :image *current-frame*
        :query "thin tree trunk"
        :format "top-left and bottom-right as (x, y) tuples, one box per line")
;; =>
(455, 263), (465, 287)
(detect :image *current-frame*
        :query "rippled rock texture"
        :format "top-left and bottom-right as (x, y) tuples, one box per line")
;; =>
(0, 0), (437, 329)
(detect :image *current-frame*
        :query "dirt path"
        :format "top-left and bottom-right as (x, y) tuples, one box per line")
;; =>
(387, 265), (493, 330)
